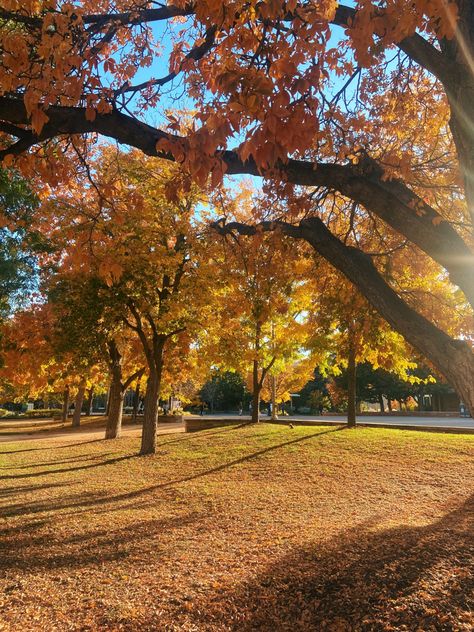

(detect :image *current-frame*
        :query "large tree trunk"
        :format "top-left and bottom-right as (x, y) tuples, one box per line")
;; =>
(61, 386), (70, 423)
(105, 339), (125, 440)
(347, 343), (357, 428)
(105, 379), (124, 439)
(141, 369), (161, 455)
(72, 381), (86, 428)
(441, 1), (474, 226)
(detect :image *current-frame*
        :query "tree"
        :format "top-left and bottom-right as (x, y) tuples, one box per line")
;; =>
(0, 168), (41, 320)
(199, 370), (247, 412)
(0, 303), (92, 416)
(309, 267), (429, 425)
(212, 225), (313, 422)
(0, 2), (473, 409)
(47, 150), (216, 454)
(47, 273), (144, 437)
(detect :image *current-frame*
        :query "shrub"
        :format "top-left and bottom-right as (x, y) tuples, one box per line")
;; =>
(0, 408), (63, 419)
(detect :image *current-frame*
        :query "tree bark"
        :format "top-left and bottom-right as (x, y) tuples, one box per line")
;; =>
(132, 380), (140, 423)
(218, 218), (474, 415)
(61, 386), (70, 423)
(378, 394), (385, 413)
(141, 369), (161, 455)
(251, 358), (261, 423)
(105, 386), (111, 417)
(271, 374), (278, 421)
(347, 343), (357, 428)
(86, 387), (94, 416)
(105, 379), (124, 439)
(105, 340), (125, 439)
(72, 381), (86, 428)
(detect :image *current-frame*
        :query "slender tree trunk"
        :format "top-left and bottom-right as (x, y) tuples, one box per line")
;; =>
(105, 386), (111, 417)
(347, 342), (357, 428)
(105, 380), (124, 439)
(61, 386), (70, 423)
(132, 380), (140, 423)
(251, 358), (260, 423)
(378, 394), (385, 413)
(86, 387), (94, 416)
(271, 374), (278, 420)
(387, 399), (393, 412)
(141, 368), (161, 455)
(251, 323), (261, 423)
(72, 381), (86, 428)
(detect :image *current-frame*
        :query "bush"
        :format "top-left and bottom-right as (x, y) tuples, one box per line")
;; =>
(0, 408), (16, 418)
(26, 408), (62, 418)
(0, 408), (62, 419)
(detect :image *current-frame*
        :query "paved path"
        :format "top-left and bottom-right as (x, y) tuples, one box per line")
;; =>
(190, 413), (474, 431)
(0, 420), (184, 444)
(1, 413), (473, 445)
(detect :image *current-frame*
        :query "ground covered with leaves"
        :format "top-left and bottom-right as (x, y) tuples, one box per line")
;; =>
(1, 423), (473, 631)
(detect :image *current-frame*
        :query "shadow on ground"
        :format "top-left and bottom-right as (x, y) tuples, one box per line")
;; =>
(1, 426), (473, 631)
(190, 494), (474, 631)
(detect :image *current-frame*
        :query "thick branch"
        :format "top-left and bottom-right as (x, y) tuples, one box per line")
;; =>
(333, 5), (453, 84)
(215, 218), (474, 404)
(0, 96), (472, 304)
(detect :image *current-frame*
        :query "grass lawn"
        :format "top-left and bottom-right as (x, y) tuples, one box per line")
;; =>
(0, 423), (473, 631)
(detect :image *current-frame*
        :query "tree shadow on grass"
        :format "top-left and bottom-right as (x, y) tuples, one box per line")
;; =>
(190, 493), (474, 631)
(0, 481), (72, 498)
(1, 427), (340, 521)
(0, 511), (206, 572)
(1, 438), (104, 455)
(115, 426), (344, 502)
(0, 452), (115, 470)
(156, 422), (251, 447)
(0, 453), (138, 480)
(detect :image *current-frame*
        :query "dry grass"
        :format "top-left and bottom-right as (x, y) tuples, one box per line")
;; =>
(0, 423), (473, 631)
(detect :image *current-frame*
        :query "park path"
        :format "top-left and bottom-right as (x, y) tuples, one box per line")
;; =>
(1, 413), (473, 446)
(188, 413), (474, 431)
(0, 420), (184, 444)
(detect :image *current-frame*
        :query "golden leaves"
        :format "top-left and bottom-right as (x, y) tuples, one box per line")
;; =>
(30, 107), (49, 134)
(99, 261), (123, 287)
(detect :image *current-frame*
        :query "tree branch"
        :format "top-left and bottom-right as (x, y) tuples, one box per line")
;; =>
(123, 367), (145, 391)
(214, 216), (474, 401)
(333, 4), (453, 84)
(0, 96), (471, 305)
